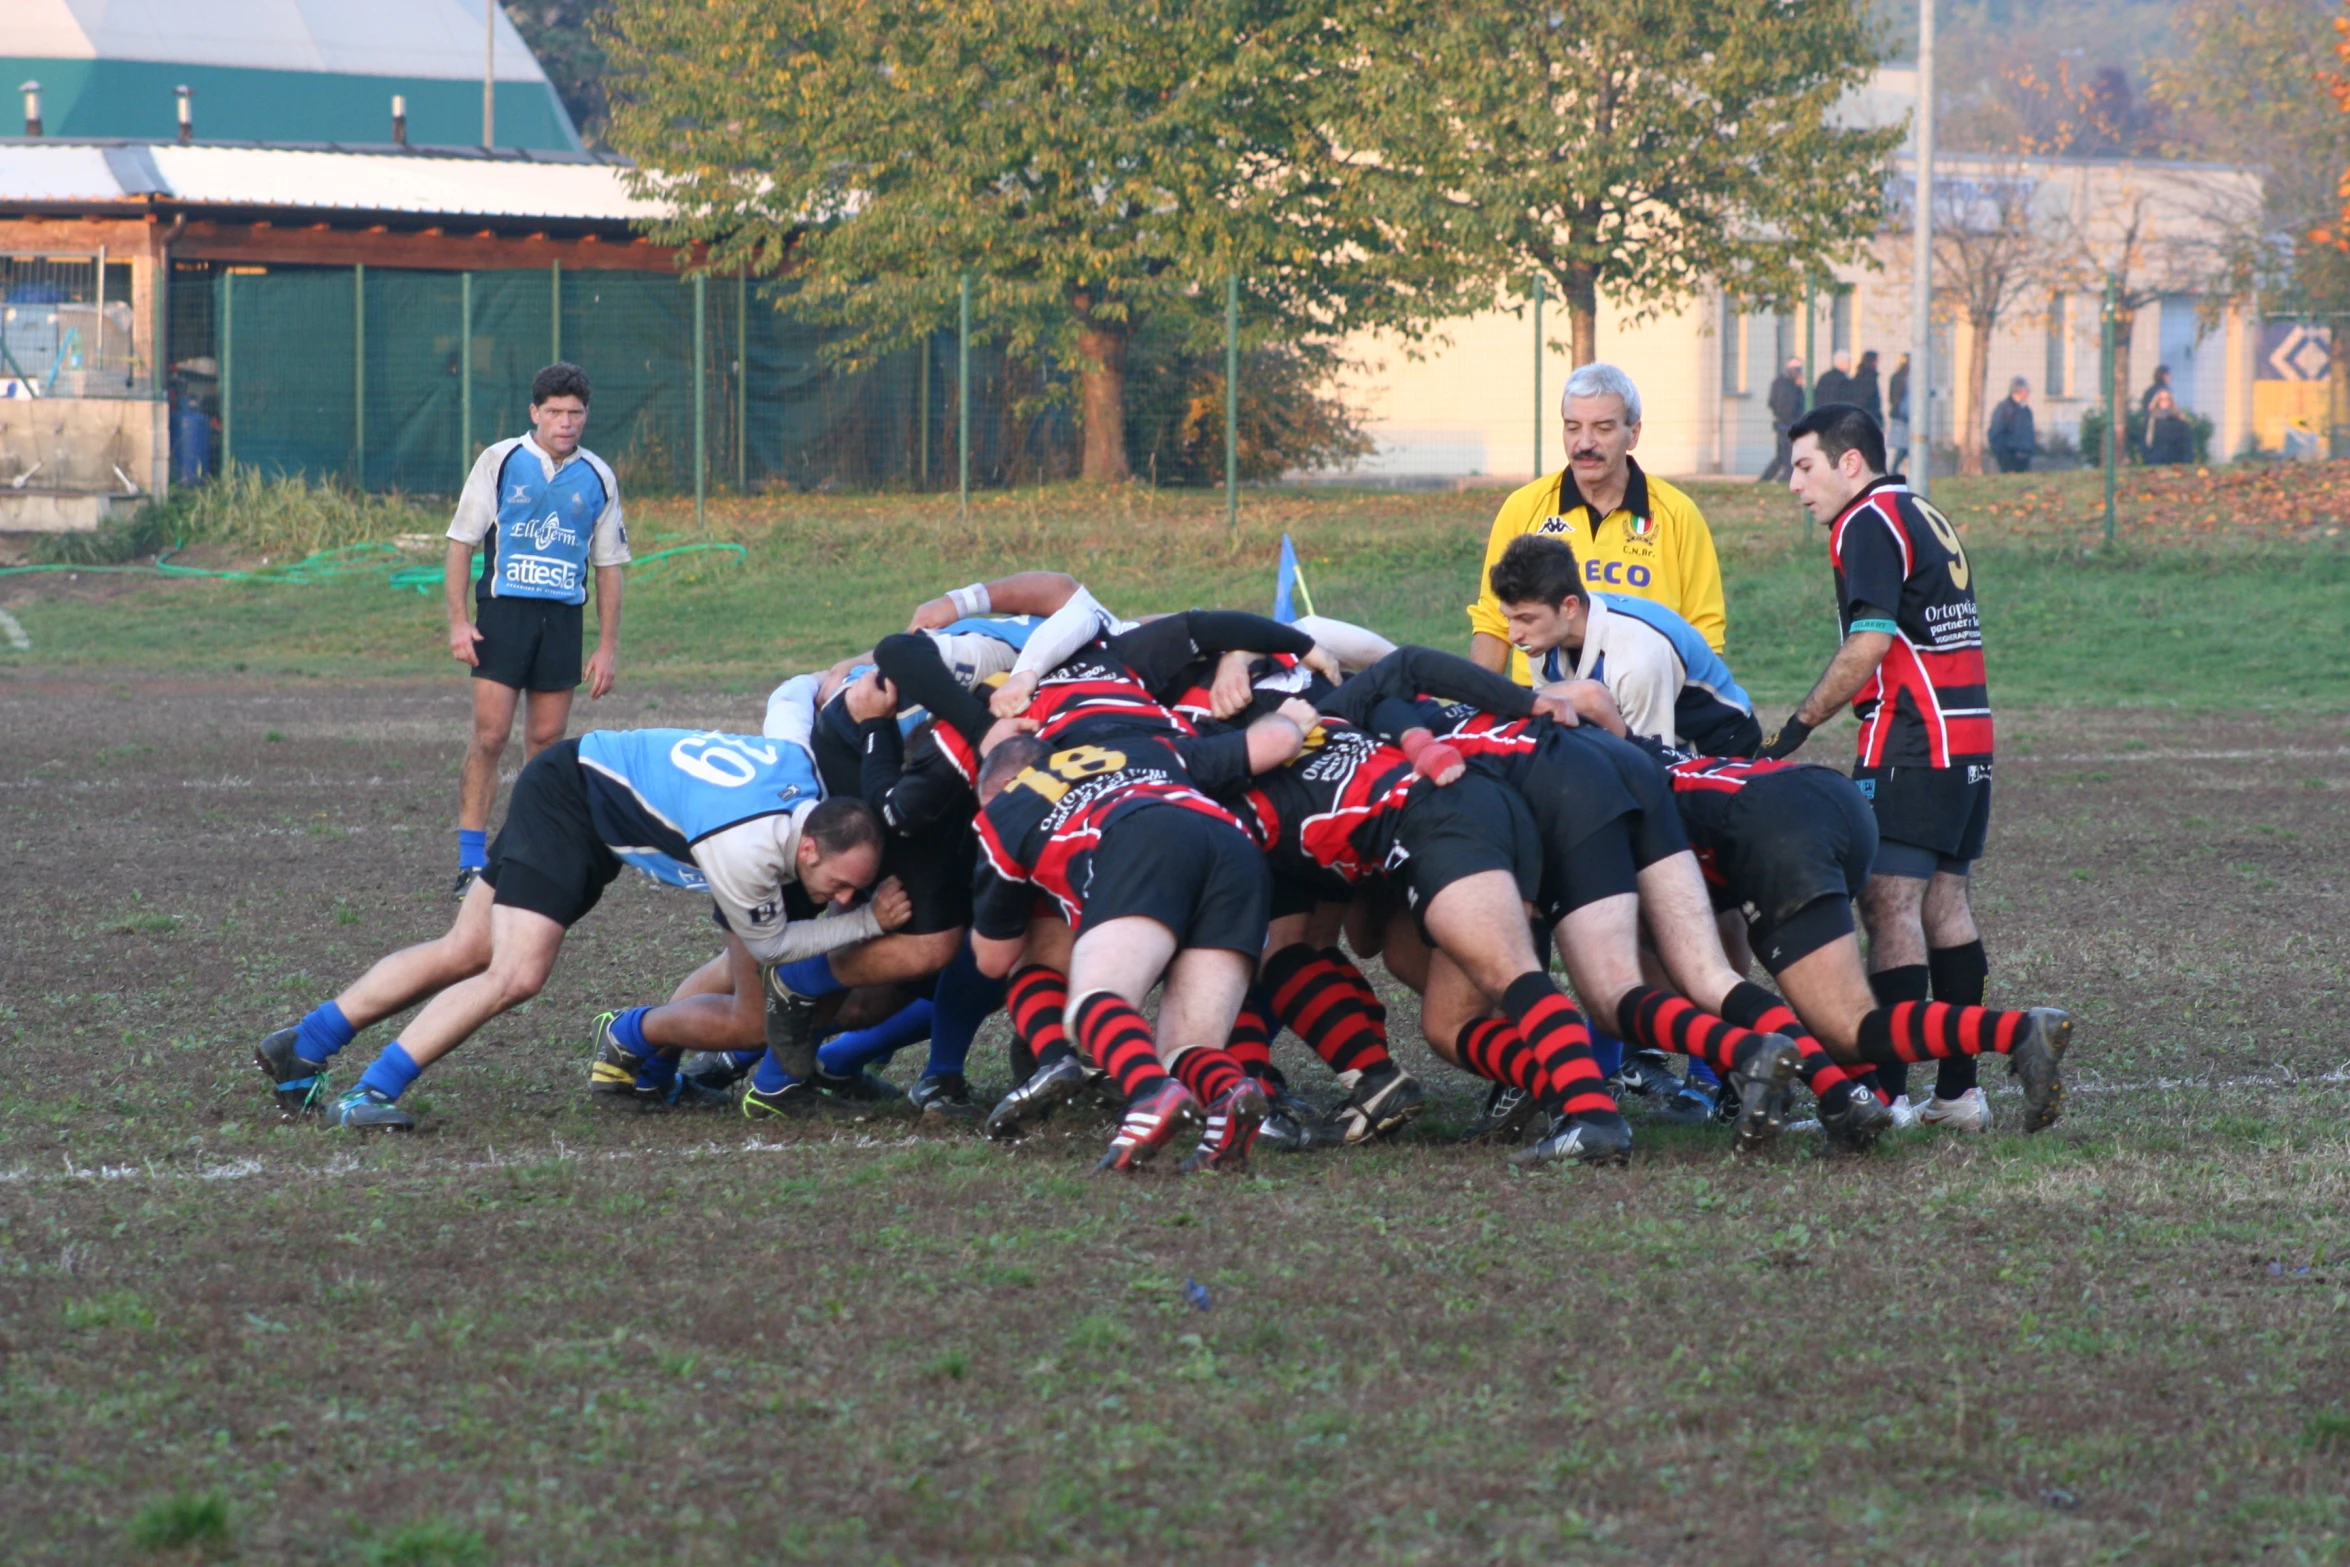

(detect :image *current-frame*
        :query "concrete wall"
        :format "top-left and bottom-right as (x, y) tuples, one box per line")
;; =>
(0, 396), (166, 531)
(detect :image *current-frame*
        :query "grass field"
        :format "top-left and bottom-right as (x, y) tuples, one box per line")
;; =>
(3, 471), (2349, 1564)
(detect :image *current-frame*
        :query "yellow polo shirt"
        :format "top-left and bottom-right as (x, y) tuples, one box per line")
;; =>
(1467, 457), (1727, 684)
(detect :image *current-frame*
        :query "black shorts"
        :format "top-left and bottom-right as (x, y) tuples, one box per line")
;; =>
(1392, 771), (1543, 939)
(471, 595), (585, 693)
(1270, 864), (1352, 923)
(885, 824), (977, 935)
(1856, 762), (1991, 876)
(1716, 768), (1877, 972)
(1080, 806), (1272, 956)
(1536, 816), (1643, 926)
(481, 739), (622, 927)
(1519, 729), (1689, 923)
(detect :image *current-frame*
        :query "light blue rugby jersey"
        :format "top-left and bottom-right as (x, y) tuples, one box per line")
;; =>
(576, 728), (823, 889)
(1536, 591), (1756, 753)
(469, 440), (623, 605)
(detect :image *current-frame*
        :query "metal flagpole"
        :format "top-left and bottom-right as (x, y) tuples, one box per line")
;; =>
(1909, 0), (1935, 496)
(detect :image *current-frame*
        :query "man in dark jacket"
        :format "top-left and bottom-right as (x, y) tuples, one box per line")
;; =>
(1760, 358), (1806, 482)
(1851, 350), (1883, 425)
(1813, 351), (1855, 411)
(1986, 377), (2036, 473)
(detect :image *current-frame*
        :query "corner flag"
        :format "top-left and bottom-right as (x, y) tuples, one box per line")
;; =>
(1273, 533), (1315, 623)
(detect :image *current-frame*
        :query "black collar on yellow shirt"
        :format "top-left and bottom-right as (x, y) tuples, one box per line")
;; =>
(1554, 455), (1651, 533)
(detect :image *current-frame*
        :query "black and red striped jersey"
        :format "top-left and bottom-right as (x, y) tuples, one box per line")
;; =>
(1654, 750), (1810, 888)
(1019, 652), (1195, 747)
(1229, 717), (1418, 886)
(1829, 479), (1994, 768)
(971, 731), (1241, 936)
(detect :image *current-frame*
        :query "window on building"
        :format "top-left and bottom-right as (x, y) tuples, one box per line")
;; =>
(2045, 292), (2068, 397)
(1719, 296), (1749, 394)
(1831, 290), (1852, 356)
(1774, 311), (1796, 368)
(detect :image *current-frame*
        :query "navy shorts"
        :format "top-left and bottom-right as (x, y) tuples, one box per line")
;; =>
(471, 595), (584, 693)
(1856, 762), (1991, 877)
(482, 740), (621, 927)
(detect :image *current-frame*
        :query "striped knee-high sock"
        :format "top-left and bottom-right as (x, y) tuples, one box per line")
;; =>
(1617, 984), (1776, 1080)
(1006, 964), (1075, 1073)
(1716, 980), (1858, 1106)
(1456, 1017), (1551, 1103)
(1499, 972), (1617, 1119)
(1856, 1000), (2033, 1068)
(1262, 944), (1391, 1076)
(1223, 989), (1278, 1084)
(1170, 1046), (1246, 1107)
(1070, 992), (1168, 1100)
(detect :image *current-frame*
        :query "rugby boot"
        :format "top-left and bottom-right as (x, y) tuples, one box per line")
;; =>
(1180, 1079), (1269, 1174)
(1815, 1084), (1896, 1154)
(909, 1072), (982, 1123)
(587, 1010), (655, 1103)
(1458, 1081), (1543, 1146)
(679, 1050), (760, 1098)
(1655, 1075), (1719, 1126)
(984, 1054), (1090, 1141)
(659, 1073), (738, 1110)
(741, 1079), (859, 1122)
(1257, 1085), (1333, 1154)
(1326, 1061), (1424, 1146)
(1510, 1110), (1633, 1168)
(254, 1026), (333, 1119)
(763, 968), (823, 1082)
(814, 1067), (907, 1106)
(1727, 1035), (1804, 1155)
(450, 865), (483, 903)
(326, 1086), (414, 1131)
(2009, 1007), (2073, 1133)
(1095, 1080), (1204, 1173)
(1609, 1047), (1684, 1107)
(1916, 1085), (1993, 1135)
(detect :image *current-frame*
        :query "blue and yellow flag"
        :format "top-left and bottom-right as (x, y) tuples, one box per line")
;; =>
(1273, 533), (1315, 623)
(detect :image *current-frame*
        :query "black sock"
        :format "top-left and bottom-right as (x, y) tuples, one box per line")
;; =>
(1928, 941), (1988, 1099)
(1869, 964), (1930, 1101)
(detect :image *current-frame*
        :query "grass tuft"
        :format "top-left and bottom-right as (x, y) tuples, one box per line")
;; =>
(35, 464), (441, 566)
(127, 1491), (229, 1553)
(361, 1520), (490, 1567)
(2301, 1411), (2350, 1452)
(63, 1290), (154, 1330)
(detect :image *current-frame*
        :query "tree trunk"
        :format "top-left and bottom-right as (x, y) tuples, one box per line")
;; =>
(1562, 266), (1600, 368)
(1075, 319), (1131, 483)
(1959, 311), (1992, 476)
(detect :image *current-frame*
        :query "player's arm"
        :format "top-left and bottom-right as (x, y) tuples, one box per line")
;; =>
(1291, 614), (1396, 675)
(1008, 584), (1119, 677)
(1760, 617), (1892, 759)
(443, 540), (481, 665)
(968, 862), (1036, 978)
(1319, 646), (1544, 727)
(585, 563), (622, 698)
(695, 824), (899, 965)
(907, 572), (1080, 631)
(1539, 678), (1629, 738)
(443, 447), (500, 665)
(872, 632), (996, 751)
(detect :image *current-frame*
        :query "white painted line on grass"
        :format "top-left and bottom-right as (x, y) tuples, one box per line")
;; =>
(2023, 748), (2350, 765)
(0, 608), (28, 652)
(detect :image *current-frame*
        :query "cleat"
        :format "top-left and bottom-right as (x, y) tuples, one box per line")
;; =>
(1095, 1080), (1203, 1173)
(1609, 1048), (1684, 1105)
(984, 1054), (1090, 1141)
(1917, 1084), (1993, 1135)
(587, 1010), (654, 1102)
(1885, 1092), (1920, 1130)
(814, 1067), (906, 1104)
(2009, 1007), (2072, 1133)
(1654, 1078), (1719, 1126)
(741, 1079), (859, 1121)
(762, 968), (822, 1082)
(327, 1086), (414, 1131)
(1256, 1085), (1332, 1153)
(451, 865), (483, 902)
(1180, 1079), (1269, 1173)
(678, 1051), (759, 1098)
(1816, 1084), (1895, 1154)
(659, 1074), (738, 1110)
(1728, 1036), (1804, 1154)
(1458, 1081), (1543, 1146)
(1326, 1062), (1424, 1146)
(910, 1072), (982, 1122)
(1511, 1110), (1633, 1168)
(254, 1026), (333, 1119)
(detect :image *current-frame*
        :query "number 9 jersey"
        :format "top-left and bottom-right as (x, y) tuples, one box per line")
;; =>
(1828, 477), (1994, 768)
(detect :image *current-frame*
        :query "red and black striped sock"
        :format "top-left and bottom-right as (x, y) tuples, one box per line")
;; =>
(1321, 947), (1389, 1027)
(1618, 984), (1775, 1079)
(1930, 941), (1989, 1099)
(1867, 966), (1928, 1100)
(1456, 1017), (1551, 1102)
(1071, 992), (1168, 1100)
(1170, 1046), (1246, 1106)
(1499, 972), (1617, 1118)
(1717, 979), (1858, 1104)
(1223, 990), (1277, 1083)
(1262, 943), (1391, 1076)
(1856, 1000), (2033, 1067)
(1007, 964), (1076, 1070)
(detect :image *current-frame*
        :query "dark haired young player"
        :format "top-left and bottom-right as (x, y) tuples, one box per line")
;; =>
(444, 362), (628, 899)
(1772, 404), (2011, 1133)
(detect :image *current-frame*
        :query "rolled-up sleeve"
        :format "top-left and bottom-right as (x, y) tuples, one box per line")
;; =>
(584, 453), (631, 567)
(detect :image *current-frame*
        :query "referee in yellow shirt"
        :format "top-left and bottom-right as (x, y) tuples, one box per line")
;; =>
(1468, 362), (1727, 682)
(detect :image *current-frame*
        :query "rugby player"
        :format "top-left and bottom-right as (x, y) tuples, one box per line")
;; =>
(1767, 404), (2009, 1133)
(255, 728), (901, 1129)
(444, 364), (628, 899)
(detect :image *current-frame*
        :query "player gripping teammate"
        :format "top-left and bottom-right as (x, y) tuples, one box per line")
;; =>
(444, 363), (629, 900)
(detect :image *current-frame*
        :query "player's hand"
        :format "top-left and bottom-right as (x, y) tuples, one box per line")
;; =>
(1302, 644), (1343, 686)
(870, 876), (914, 931)
(585, 646), (618, 700)
(1757, 714), (1813, 760)
(991, 670), (1040, 719)
(845, 671), (899, 723)
(1558, 679), (1625, 736)
(1275, 698), (1321, 739)
(980, 715), (1040, 757)
(448, 618), (483, 667)
(1530, 691), (1580, 726)
(907, 596), (958, 633)
(1210, 650), (1257, 719)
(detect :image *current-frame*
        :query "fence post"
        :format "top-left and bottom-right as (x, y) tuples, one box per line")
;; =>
(218, 269), (233, 469)
(2101, 274), (2118, 546)
(958, 273), (971, 525)
(353, 263), (366, 487)
(918, 331), (931, 490)
(1802, 276), (1816, 413)
(459, 270), (473, 482)
(735, 268), (747, 493)
(1531, 274), (1545, 476)
(550, 260), (561, 364)
(1225, 273), (1240, 532)
(693, 271), (707, 529)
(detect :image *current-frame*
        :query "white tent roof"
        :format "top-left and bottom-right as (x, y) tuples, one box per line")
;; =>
(10, 0), (553, 83)
(0, 141), (664, 221)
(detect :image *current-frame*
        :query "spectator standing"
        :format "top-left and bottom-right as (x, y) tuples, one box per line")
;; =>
(1814, 350), (1856, 410)
(1986, 377), (2037, 474)
(2140, 364), (2173, 416)
(2145, 389), (2194, 464)
(1761, 357), (1806, 482)
(1851, 350), (1884, 425)
(443, 363), (630, 899)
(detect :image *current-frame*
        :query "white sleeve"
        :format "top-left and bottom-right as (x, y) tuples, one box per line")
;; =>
(1010, 585), (1119, 677)
(583, 452), (631, 566)
(761, 674), (824, 772)
(1607, 624), (1685, 747)
(692, 811), (886, 965)
(761, 904), (886, 965)
(446, 441), (512, 546)
(1292, 614), (1397, 672)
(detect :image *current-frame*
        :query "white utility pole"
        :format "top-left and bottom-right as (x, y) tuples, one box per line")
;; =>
(482, 1), (497, 149)
(1909, 0), (1935, 495)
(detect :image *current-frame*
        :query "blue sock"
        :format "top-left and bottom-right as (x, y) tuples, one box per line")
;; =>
(457, 829), (488, 871)
(722, 1049), (763, 1075)
(607, 1007), (677, 1091)
(293, 1001), (358, 1067)
(925, 943), (1004, 1078)
(818, 999), (934, 1078)
(771, 955), (844, 999)
(1588, 1026), (1625, 1080)
(751, 1047), (800, 1095)
(356, 1041), (422, 1101)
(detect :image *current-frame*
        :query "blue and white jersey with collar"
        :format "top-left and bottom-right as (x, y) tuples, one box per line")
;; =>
(1535, 591), (1756, 754)
(448, 434), (629, 605)
(575, 728), (846, 962)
